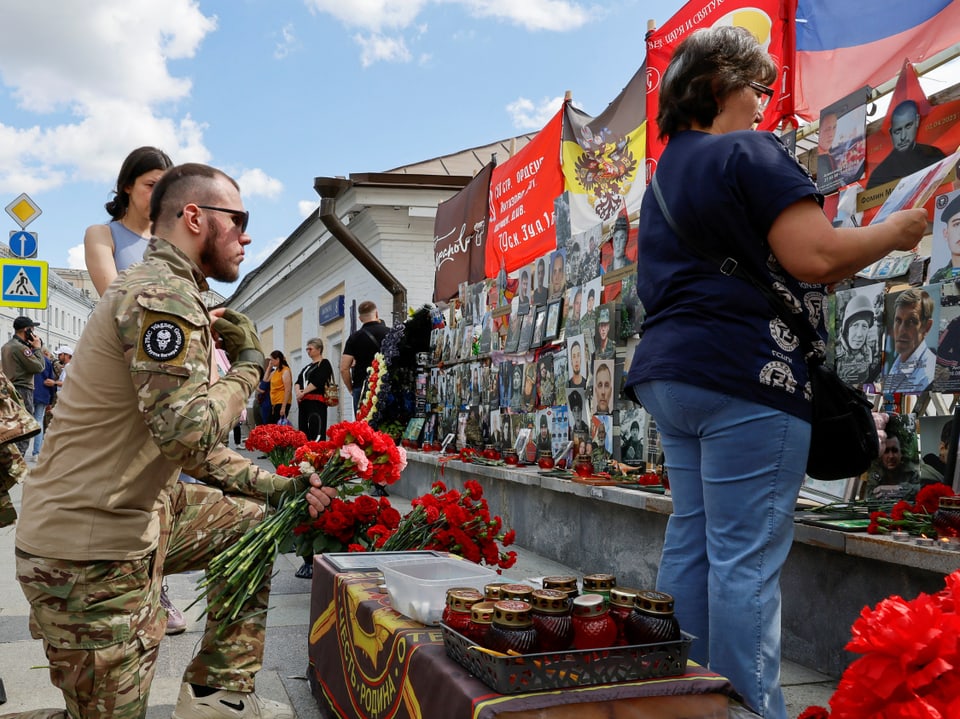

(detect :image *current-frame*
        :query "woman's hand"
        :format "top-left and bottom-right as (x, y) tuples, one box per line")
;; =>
(304, 473), (338, 518)
(883, 208), (929, 251)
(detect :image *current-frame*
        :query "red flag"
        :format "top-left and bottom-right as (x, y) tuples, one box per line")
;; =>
(432, 162), (493, 303)
(485, 107), (565, 277)
(646, 0), (795, 171)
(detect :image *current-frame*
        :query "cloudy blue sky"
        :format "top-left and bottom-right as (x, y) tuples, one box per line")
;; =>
(0, 0), (685, 297)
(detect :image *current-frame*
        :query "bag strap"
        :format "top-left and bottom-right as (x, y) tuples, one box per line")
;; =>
(649, 172), (823, 361)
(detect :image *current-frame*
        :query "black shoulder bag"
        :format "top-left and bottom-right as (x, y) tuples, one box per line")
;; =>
(649, 173), (878, 480)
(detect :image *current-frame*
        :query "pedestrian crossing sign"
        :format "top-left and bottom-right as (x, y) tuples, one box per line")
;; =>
(0, 259), (47, 309)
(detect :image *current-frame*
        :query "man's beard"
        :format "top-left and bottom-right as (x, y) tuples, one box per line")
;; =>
(199, 221), (240, 283)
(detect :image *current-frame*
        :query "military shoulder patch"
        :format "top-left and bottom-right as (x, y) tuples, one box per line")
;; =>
(140, 315), (188, 363)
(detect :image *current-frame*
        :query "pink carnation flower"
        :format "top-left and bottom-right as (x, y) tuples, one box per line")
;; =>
(340, 443), (370, 472)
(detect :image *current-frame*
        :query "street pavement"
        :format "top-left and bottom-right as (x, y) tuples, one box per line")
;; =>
(0, 448), (838, 718)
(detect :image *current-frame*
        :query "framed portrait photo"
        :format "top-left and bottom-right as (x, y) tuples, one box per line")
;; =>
(544, 298), (563, 341)
(531, 305), (548, 348)
(516, 310), (536, 354)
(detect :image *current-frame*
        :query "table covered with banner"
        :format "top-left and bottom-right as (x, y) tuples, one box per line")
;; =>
(307, 555), (745, 719)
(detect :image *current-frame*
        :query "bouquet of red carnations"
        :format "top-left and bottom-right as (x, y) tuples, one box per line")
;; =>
(366, 479), (518, 570)
(244, 423), (307, 469)
(194, 420), (406, 628)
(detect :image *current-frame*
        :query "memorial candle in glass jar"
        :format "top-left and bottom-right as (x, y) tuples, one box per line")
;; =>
(571, 594), (618, 650)
(530, 589), (573, 651)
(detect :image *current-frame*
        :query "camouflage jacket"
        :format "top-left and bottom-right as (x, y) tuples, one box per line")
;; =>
(16, 238), (280, 561)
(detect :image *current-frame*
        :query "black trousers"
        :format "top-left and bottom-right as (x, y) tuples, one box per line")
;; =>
(298, 400), (328, 441)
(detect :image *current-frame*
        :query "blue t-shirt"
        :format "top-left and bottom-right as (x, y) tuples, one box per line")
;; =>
(625, 130), (825, 420)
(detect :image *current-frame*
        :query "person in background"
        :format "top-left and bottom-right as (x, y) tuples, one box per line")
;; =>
(15, 162), (337, 718)
(83, 146), (174, 294)
(292, 337), (335, 579)
(54, 345), (73, 387)
(30, 342), (57, 462)
(295, 338), (333, 441)
(624, 26), (926, 718)
(267, 350), (292, 424)
(1, 316), (45, 458)
(341, 300), (390, 410)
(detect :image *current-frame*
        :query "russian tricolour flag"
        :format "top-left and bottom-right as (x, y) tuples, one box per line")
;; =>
(795, 0), (960, 119)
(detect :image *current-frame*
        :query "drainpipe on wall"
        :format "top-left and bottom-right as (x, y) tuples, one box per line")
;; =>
(314, 176), (408, 327)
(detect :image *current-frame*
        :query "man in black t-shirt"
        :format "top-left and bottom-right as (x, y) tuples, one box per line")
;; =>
(340, 300), (390, 410)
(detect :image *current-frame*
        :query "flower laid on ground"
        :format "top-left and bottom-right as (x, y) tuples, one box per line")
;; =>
(801, 569), (960, 718)
(867, 484), (957, 537)
(367, 479), (518, 570)
(192, 420), (406, 629)
(244, 423), (307, 469)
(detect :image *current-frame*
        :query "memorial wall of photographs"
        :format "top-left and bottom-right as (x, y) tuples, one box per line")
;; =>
(422, 202), (653, 471)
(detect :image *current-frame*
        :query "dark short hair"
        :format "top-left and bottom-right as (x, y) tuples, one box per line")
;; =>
(358, 300), (377, 316)
(657, 25), (777, 141)
(894, 288), (934, 324)
(107, 146), (173, 220)
(150, 163), (238, 230)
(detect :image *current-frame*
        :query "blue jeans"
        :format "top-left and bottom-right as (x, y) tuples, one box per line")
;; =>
(633, 380), (809, 719)
(31, 400), (48, 457)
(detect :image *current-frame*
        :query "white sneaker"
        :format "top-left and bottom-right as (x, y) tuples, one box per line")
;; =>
(172, 682), (294, 719)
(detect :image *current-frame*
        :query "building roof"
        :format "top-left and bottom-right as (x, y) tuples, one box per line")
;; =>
(382, 134), (536, 177)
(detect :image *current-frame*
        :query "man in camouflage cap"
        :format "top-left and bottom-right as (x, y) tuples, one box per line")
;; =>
(12, 163), (336, 719)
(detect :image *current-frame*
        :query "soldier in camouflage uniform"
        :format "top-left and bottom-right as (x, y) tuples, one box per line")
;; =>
(10, 164), (336, 719)
(0, 368), (41, 528)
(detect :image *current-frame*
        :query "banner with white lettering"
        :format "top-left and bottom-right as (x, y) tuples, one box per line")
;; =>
(484, 107), (565, 278)
(646, 0), (794, 170)
(432, 162), (494, 303)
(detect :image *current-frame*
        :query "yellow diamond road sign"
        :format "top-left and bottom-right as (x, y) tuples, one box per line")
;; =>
(5, 193), (42, 229)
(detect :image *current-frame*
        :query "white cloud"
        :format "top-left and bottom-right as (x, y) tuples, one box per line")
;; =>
(355, 34), (413, 67)
(305, 0), (592, 32)
(506, 95), (565, 130)
(67, 243), (86, 270)
(275, 23), (299, 59)
(305, 0), (594, 64)
(461, 0), (593, 31)
(0, 0), (216, 193)
(298, 200), (320, 218)
(237, 169), (284, 200)
(304, 0), (429, 32)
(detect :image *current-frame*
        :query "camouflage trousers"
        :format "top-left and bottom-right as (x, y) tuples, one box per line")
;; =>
(13, 481), (269, 719)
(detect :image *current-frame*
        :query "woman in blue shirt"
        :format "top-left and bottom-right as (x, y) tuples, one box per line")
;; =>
(624, 26), (926, 719)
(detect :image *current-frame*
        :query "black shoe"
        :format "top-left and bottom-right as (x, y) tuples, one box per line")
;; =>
(371, 485), (389, 497)
(295, 562), (313, 579)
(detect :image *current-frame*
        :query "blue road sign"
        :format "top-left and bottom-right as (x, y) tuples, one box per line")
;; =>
(0, 259), (48, 309)
(9, 230), (38, 258)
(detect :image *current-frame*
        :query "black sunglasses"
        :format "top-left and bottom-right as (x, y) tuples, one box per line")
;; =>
(177, 205), (249, 233)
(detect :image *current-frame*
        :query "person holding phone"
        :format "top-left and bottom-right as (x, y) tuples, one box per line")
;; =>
(1, 316), (45, 457)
